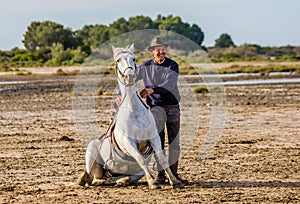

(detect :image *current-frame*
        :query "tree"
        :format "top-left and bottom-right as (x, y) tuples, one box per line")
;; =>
(75, 15), (205, 52)
(187, 24), (204, 47)
(49, 43), (73, 66)
(215, 33), (235, 48)
(23, 21), (76, 51)
(91, 26), (110, 48)
(109, 17), (129, 38)
(127, 15), (156, 30)
(20, 15), (208, 65)
(156, 15), (204, 47)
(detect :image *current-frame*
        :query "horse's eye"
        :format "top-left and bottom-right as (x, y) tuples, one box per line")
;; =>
(132, 58), (136, 62)
(116, 59), (120, 63)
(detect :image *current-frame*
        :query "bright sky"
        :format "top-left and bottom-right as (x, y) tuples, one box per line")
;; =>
(1, 0), (299, 50)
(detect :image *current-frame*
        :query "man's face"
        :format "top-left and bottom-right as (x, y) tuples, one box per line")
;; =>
(150, 45), (166, 63)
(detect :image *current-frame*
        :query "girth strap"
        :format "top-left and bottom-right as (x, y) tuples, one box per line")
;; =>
(109, 132), (137, 162)
(104, 130), (154, 164)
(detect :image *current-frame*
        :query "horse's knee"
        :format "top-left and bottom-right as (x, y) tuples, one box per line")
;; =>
(85, 139), (102, 171)
(86, 140), (100, 155)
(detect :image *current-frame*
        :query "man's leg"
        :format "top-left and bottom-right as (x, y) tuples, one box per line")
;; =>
(156, 129), (168, 184)
(166, 105), (188, 185)
(150, 107), (168, 184)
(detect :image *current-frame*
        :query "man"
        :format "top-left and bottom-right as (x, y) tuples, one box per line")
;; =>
(136, 37), (188, 185)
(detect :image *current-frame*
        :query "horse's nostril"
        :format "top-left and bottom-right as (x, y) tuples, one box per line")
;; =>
(120, 67), (136, 85)
(127, 73), (136, 82)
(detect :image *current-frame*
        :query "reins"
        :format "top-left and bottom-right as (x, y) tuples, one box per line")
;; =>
(106, 49), (152, 163)
(115, 65), (135, 86)
(114, 50), (136, 87)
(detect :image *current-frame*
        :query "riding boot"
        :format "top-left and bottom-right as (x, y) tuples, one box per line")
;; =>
(156, 170), (167, 184)
(169, 150), (188, 185)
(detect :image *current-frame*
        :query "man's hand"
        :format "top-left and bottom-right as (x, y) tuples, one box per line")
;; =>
(139, 88), (154, 98)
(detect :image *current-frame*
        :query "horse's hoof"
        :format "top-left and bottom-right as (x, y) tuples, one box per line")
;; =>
(173, 182), (184, 189)
(77, 172), (89, 186)
(77, 179), (86, 187)
(149, 183), (161, 190)
(115, 181), (128, 187)
(92, 179), (105, 186)
(115, 177), (131, 187)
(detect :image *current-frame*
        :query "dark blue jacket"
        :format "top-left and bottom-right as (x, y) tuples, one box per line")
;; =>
(135, 57), (181, 107)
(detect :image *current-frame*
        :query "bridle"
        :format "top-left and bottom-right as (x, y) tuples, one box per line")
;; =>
(114, 51), (136, 86)
(116, 66), (134, 81)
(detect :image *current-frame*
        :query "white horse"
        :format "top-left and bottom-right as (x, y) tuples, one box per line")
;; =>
(77, 44), (183, 189)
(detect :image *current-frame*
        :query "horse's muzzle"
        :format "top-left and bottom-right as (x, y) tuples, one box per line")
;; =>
(124, 69), (136, 86)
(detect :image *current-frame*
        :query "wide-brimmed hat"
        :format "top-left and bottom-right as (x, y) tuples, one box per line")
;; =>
(147, 37), (169, 50)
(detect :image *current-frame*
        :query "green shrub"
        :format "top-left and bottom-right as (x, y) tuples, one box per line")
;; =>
(194, 86), (208, 94)
(16, 71), (32, 75)
(54, 68), (79, 76)
(96, 88), (103, 96)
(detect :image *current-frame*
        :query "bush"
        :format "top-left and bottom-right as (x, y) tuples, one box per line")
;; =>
(96, 88), (103, 96)
(194, 86), (208, 94)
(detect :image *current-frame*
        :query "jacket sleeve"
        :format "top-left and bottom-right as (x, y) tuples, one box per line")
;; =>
(152, 62), (179, 94)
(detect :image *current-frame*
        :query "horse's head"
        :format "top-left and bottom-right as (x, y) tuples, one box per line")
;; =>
(112, 44), (136, 86)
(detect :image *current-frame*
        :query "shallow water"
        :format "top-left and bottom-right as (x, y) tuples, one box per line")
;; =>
(181, 72), (296, 78)
(179, 77), (300, 87)
(1, 75), (300, 92)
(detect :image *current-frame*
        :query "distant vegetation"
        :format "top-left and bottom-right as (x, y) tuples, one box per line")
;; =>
(193, 86), (208, 94)
(0, 14), (300, 73)
(217, 64), (300, 74)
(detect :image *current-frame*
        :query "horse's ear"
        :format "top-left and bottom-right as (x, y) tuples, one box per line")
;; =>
(112, 46), (116, 54)
(129, 43), (134, 52)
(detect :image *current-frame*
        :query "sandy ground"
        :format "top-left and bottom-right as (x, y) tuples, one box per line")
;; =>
(0, 74), (299, 203)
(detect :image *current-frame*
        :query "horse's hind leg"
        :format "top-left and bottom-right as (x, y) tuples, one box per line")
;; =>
(90, 163), (106, 186)
(77, 139), (104, 186)
(77, 171), (92, 186)
(77, 164), (105, 186)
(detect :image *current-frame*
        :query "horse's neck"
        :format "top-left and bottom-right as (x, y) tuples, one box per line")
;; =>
(119, 82), (144, 111)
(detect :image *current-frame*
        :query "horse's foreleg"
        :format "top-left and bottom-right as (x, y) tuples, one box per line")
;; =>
(150, 138), (183, 189)
(124, 140), (160, 189)
(155, 151), (183, 188)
